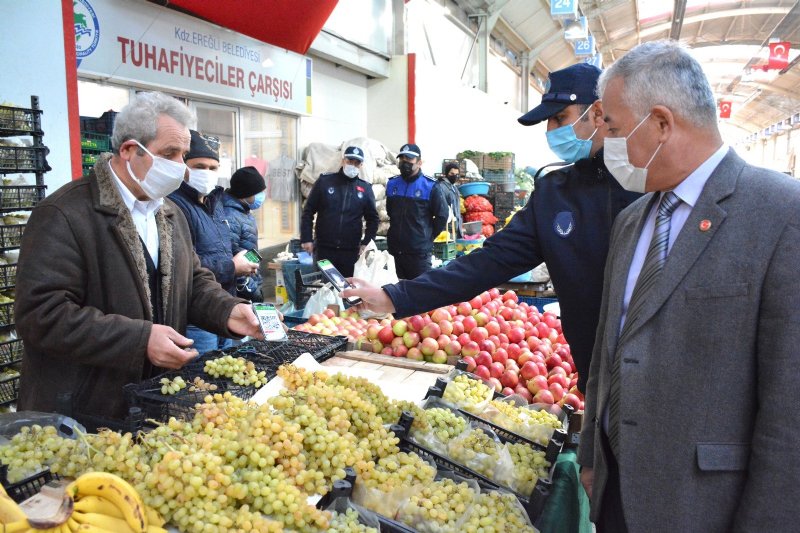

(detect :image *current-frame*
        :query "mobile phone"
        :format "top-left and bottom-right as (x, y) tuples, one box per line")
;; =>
(245, 249), (262, 263)
(252, 302), (288, 341)
(316, 259), (363, 306)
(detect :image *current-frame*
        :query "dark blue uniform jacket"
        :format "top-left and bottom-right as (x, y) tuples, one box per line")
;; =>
(386, 172), (449, 255)
(384, 151), (641, 391)
(300, 169), (379, 250)
(169, 182), (235, 295)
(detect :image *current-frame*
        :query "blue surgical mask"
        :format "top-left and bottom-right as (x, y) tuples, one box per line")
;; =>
(249, 191), (265, 210)
(545, 106), (597, 163)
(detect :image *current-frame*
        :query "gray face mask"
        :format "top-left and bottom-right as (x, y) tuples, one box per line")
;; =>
(603, 113), (662, 193)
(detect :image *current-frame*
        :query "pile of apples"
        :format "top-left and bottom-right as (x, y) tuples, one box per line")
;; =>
(295, 289), (584, 409)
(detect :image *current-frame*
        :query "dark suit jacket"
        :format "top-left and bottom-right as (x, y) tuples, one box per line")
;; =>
(578, 149), (800, 532)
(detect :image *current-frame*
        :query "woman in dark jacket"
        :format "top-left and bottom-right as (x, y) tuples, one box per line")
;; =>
(223, 166), (267, 301)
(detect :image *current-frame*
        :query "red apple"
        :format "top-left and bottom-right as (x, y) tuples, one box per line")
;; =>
(487, 377), (503, 392)
(379, 347), (393, 356)
(485, 320), (501, 337)
(391, 336), (405, 349)
(490, 362), (505, 379)
(536, 322), (551, 339)
(439, 320), (453, 336)
(548, 373), (568, 389)
(514, 386), (533, 403)
(366, 324), (381, 340)
(499, 307), (513, 320)
(474, 312), (490, 327)
(323, 308), (336, 318)
(479, 339), (496, 354)
(500, 369), (519, 388)
(378, 326), (395, 345)
(432, 349), (448, 364)
(393, 345), (408, 358)
(462, 316), (477, 333)
(475, 351), (493, 368)
(508, 327), (525, 344)
(474, 364), (491, 380)
(492, 348), (508, 364)
(402, 331), (420, 348)
(520, 361), (540, 381)
(420, 337), (439, 357)
(420, 322), (441, 340)
(546, 354), (563, 369)
(392, 320), (408, 337)
(406, 347), (423, 360)
(502, 386), (515, 396)
(549, 382), (565, 402)
(502, 290), (518, 302)
(462, 341), (481, 358)
(469, 296), (483, 310)
(562, 393), (582, 410)
(470, 327), (488, 344)
(517, 350), (533, 366)
(445, 341), (462, 357)
(451, 321), (465, 336)
(461, 355), (476, 372)
(533, 389), (555, 404)
(431, 308), (452, 324)
(527, 375), (549, 395)
(457, 302), (472, 316)
(407, 314), (425, 333)
(488, 288), (500, 299)
(458, 333), (471, 347)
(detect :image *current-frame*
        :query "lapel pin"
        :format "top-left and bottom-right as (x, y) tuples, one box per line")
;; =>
(699, 219), (712, 231)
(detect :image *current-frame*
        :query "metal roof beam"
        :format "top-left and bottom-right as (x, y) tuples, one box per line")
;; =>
(670, 0), (688, 40)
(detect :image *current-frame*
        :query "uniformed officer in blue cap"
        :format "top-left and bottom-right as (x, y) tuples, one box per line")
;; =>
(344, 63), (642, 397)
(301, 145), (379, 277)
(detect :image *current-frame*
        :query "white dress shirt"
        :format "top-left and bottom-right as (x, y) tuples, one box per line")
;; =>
(620, 144), (729, 329)
(109, 162), (163, 265)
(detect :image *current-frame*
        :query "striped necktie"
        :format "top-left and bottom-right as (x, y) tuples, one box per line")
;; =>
(608, 191), (681, 454)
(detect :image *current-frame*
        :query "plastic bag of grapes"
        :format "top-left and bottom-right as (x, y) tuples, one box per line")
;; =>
(446, 422), (514, 485)
(516, 403), (565, 446)
(396, 471), (481, 533)
(441, 371), (493, 414)
(506, 441), (550, 496)
(325, 497), (381, 532)
(454, 488), (538, 533)
(352, 452), (438, 518)
(412, 397), (470, 454)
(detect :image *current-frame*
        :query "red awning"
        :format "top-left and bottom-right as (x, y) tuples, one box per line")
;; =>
(163, 0), (339, 55)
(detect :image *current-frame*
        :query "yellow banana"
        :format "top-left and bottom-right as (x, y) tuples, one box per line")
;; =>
(145, 526), (167, 533)
(66, 516), (82, 533)
(0, 483), (27, 523)
(143, 507), (164, 528)
(73, 524), (116, 533)
(0, 518), (31, 533)
(71, 497), (123, 520)
(66, 473), (146, 533)
(71, 511), (136, 533)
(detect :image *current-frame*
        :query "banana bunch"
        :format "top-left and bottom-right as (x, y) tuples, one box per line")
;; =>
(1, 472), (167, 533)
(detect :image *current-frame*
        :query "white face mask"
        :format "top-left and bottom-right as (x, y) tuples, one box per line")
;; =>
(343, 164), (360, 179)
(127, 140), (188, 200)
(188, 168), (219, 195)
(604, 113), (662, 193)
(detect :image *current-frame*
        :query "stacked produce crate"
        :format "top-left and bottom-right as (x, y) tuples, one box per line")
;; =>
(492, 191), (516, 232)
(80, 111), (116, 176)
(0, 96), (48, 411)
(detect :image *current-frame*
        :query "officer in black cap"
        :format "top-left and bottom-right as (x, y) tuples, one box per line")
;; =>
(344, 63), (642, 395)
(300, 145), (379, 278)
(385, 143), (449, 279)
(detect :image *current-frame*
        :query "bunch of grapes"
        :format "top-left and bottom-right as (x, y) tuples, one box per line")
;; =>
(354, 452), (436, 492)
(188, 376), (218, 392)
(328, 508), (378, 533)
(415, 407), (467, 445)
(277, 364), (329, 390)
(460, 490), (536, 533)
(507, 442), (550, 495)
(447, 427), (503, 479)
(442, 374), (492, 412)
(204, 355), (267, 387)
(159, 375), (186, 395)
(397, 477), (478, 532)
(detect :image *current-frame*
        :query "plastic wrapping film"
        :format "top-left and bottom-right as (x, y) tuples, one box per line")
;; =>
(440, 370), (494, 414)
(478, 394), (563, 447)
(352, 452), (438, 519)
(447, 421), (514, 486)
(325, 496), (381, 532)
(396, 470), (481, 533)
(411, 397), (470, 454)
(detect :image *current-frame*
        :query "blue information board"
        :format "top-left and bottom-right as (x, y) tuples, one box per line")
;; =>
(551, 0), (578, 19)
(584, 54), (603, 68)
(574, 35), (595, 57)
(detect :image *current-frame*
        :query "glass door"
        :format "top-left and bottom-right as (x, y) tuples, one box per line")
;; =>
(193, 101), (238, 186)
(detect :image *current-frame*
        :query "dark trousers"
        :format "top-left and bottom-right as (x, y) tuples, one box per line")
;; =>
(315, 244), (359, 278)
(597, 430), (629, 533)
(394, 252), (431, 280)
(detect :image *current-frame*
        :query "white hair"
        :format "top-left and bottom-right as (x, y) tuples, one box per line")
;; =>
(597, 40), (718, 129)
(111, 92), (196, 153)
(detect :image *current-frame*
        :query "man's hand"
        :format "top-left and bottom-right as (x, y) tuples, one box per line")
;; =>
(343, 278), (397, 314)
(580, 466), (594, 500)
(228, 302), (264, 339)
(301, 242), (314, 253)
(233, 249), (259, 276)
(147, 324), (198, 369)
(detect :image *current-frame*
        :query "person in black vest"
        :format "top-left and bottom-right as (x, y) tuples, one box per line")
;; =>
(169, 131), (258, 352)
(300, 146), (379, 277)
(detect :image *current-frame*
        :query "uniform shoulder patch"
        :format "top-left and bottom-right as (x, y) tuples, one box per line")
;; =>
(553, 211), (574, 238)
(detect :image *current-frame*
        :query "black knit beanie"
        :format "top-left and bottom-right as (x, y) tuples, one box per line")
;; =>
(229, 166), (266, 198)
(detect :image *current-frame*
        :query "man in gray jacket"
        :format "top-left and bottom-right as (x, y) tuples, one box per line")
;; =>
(578, 40), (800, 532)
(14, 92), (262, 428)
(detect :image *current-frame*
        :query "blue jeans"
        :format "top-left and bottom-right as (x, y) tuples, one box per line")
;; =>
(185, 325), (233, 354)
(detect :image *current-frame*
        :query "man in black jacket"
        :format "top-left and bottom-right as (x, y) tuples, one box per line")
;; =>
(345, 64), (641, 393)
(300, 146), (379, 277)
(169, 130), (258, 352)
(436, 162), (462, 238)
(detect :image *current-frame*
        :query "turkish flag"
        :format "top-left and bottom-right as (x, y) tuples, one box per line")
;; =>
(719, 101), (732, 119)
(768, 41), (791, 70)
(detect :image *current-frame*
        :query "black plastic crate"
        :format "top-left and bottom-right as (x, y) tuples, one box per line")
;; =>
(0, 185), (46, 211)
(0, 301), (14, 328)
(0, 465), (56, 503)
(0, 339), (22, 367)
(492, 191), (515, 209)
(237, 330), (347, 365)
(0, 146), (48, 173)
(80, 132), (110, 152)
(0, 263), (17, 289)
(0, 224), (25, 250)
(80, 111), (118, 134)
(0, 105), (42, 137)
(392, 413), (552, 524)
(0, 375), (20, 406)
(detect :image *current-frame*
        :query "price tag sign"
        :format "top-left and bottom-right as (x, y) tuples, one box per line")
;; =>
(584, 54), (603, 68)
(551, 0), (578, 19)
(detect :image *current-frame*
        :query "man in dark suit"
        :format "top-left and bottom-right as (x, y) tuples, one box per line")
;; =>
(578, 40), (800, 532)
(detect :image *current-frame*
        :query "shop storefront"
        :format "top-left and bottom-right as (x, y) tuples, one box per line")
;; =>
(74, 0), (311, 247)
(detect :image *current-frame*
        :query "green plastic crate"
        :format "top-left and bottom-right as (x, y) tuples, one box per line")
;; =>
(433, 241), (456, 260)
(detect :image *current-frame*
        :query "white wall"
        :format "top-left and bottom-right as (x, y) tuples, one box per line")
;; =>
(298, 58), (369, 151)
(1, 1), (73, 193)
(366, 56), (409, 152)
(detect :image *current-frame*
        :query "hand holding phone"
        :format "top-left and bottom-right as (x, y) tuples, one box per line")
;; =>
(317, 259), (363, 305)
(252, 303), (288, 341)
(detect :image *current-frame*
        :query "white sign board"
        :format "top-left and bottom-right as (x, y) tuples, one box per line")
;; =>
(74, 0), (312, 115)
